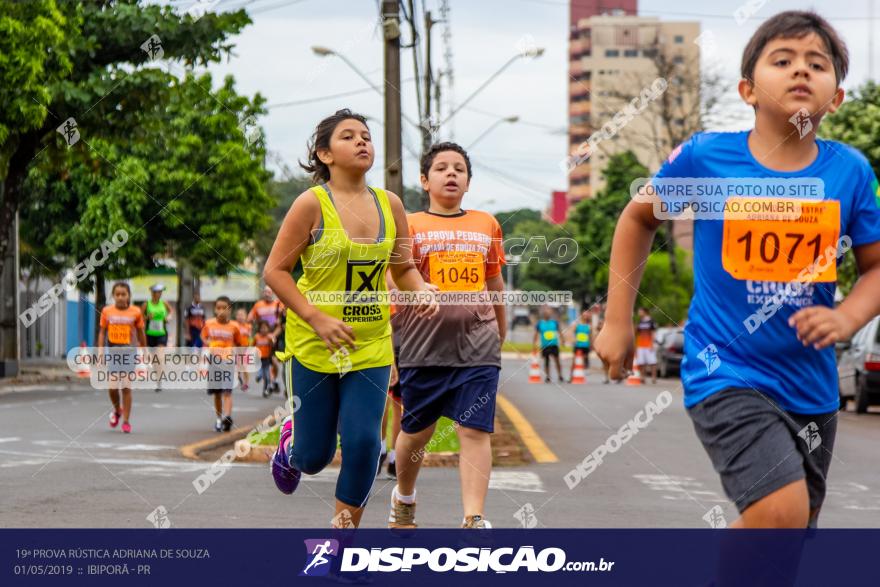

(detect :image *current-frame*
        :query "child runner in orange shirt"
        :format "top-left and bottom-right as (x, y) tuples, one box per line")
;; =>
(202, 296), (246, 432)
(98, 282), (147, 434)
(390, 142), (506, 529)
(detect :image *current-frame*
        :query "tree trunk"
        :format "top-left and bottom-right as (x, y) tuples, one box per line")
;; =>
(94, 270), (105, 341)
(0, 131), (41, 273)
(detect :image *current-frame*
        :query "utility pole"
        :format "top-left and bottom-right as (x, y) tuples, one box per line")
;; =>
(422, 10), (436, 154)
(382, 0), (403, 197)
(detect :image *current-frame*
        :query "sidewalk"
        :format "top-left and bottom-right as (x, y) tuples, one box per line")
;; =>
(0, 358), (82, 393)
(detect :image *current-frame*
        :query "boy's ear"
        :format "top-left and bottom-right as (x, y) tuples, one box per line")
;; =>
(825, 87), (846, 115)
(419, 174), (430, 191)
(738, 78), (758, 108)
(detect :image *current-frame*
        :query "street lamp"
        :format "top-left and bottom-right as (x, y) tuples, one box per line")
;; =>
(440, 48), (544, 128)
(310, 45), (421, 129)
(466, 115), (519, 149)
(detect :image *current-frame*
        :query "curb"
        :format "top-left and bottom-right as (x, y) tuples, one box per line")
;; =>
(179, 413), (284, 461)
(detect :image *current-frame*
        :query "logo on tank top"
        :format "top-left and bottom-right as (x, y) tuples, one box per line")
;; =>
(343, 260), (385, 323)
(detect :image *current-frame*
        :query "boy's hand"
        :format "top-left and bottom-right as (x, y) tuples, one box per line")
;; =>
(413, 283), (440, 318)
(788, 306), (859, 350)
(390, 362), (399, 387)
(593, 321), (634, 381)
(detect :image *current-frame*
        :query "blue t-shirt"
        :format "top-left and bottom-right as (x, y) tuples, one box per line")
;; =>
(655, 131), (880, 414)
(574, 323), (591, 348)
(536, 320), (560, 349)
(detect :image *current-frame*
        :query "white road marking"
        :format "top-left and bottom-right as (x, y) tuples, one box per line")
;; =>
(634, 474), (727, 503)
(0, 437), (21, 444)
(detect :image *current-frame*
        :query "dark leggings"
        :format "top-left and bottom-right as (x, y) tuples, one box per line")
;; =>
(286, 356), (391, 507)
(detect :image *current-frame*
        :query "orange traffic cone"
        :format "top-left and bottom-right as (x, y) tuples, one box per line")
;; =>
(528, 354), (542, 383)
(625, 365), (643, 386)
(571, 351), (586, 384)
(77, 341), (91, 378)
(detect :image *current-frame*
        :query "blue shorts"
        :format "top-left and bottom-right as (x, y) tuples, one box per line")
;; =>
(399, 366), (500, 434)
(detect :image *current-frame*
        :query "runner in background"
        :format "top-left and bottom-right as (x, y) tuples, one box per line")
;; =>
(253, 320), (276, 397)
(202, 296), (246, 432)
(185, 292), (206, 348)
(235, 308), (253, 392)
(566, 308), (592, 382)
(533, 306), (564, 383)
(634, 307), (658, 384)
(249, 286), (283, 391)
(98, 282), (147, 434)
(142, 283), (172, 392)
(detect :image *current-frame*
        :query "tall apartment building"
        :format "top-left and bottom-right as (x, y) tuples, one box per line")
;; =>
(568, 10), (700, 207)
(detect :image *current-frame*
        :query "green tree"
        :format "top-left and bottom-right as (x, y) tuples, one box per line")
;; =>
(820, 81), (880, 294)
(2, 0), (250, 270)
(21, 72), (273, 317)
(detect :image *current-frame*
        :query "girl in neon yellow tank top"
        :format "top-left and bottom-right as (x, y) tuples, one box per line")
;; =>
(264, 110), (438, 529)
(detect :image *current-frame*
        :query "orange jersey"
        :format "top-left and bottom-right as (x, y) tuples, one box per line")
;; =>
(237, 321), (253, 345)
(254, 333), (274, 359)
(201, 319), (246, 349)
(408, 209), (505, 292)
(248, 299), (283, 329)
(100, 304), (144, 346)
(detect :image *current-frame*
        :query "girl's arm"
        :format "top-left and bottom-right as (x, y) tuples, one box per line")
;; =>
(263, 190), (357, 351)
(386, 192), (438, 317)
(136, 326), (147, 348)
(164, 300), (173, 318)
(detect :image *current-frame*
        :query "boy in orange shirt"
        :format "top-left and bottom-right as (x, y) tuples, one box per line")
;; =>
(202, 296), (246, 432)
(235, 308), (253, 392)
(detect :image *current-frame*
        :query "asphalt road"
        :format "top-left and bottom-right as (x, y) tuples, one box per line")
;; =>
(0, 359), (878, 529)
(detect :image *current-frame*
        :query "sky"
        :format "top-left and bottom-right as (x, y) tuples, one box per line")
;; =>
(167, 0), (878, 213)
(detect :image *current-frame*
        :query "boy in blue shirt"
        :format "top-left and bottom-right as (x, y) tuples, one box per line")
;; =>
(595, 11), (880, 528)
(533, 306), (564, 383)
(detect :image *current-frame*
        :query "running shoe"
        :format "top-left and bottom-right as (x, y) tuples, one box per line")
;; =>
(109, 409), (121, 428)
(121, 421), (132, 434)
(461, 515), (492, 529)
(214, 417), (223, 432)
(386, 460), (396, 480)
(388, 488), (417, 529)
(271, 416), (300, 494)
(222, 416), (233, 432)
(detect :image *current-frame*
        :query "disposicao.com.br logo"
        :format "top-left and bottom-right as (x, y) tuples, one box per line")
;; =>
(301, 540), (615, 575)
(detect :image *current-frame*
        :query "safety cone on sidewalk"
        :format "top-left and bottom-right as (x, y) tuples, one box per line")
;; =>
(77, 341), (91, 378)
(625, 365), (643, 386)
(528, 354), (542, 383)
(571, 351), (586, 384)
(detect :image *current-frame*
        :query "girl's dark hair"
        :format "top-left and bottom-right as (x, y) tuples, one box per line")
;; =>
(299, 109), (370, 184)
(420, 141), (472, 180)
(741, 11), (848, 84)
(111, 281), (131, 302)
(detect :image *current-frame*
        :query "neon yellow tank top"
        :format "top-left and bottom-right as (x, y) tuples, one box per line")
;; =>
(280, 184), (395, 373)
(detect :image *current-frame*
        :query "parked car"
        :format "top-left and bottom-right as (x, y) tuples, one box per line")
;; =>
(511, 307), (531, 328)
(656, 327), (685, 378)
(837, 315), (880, 413)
